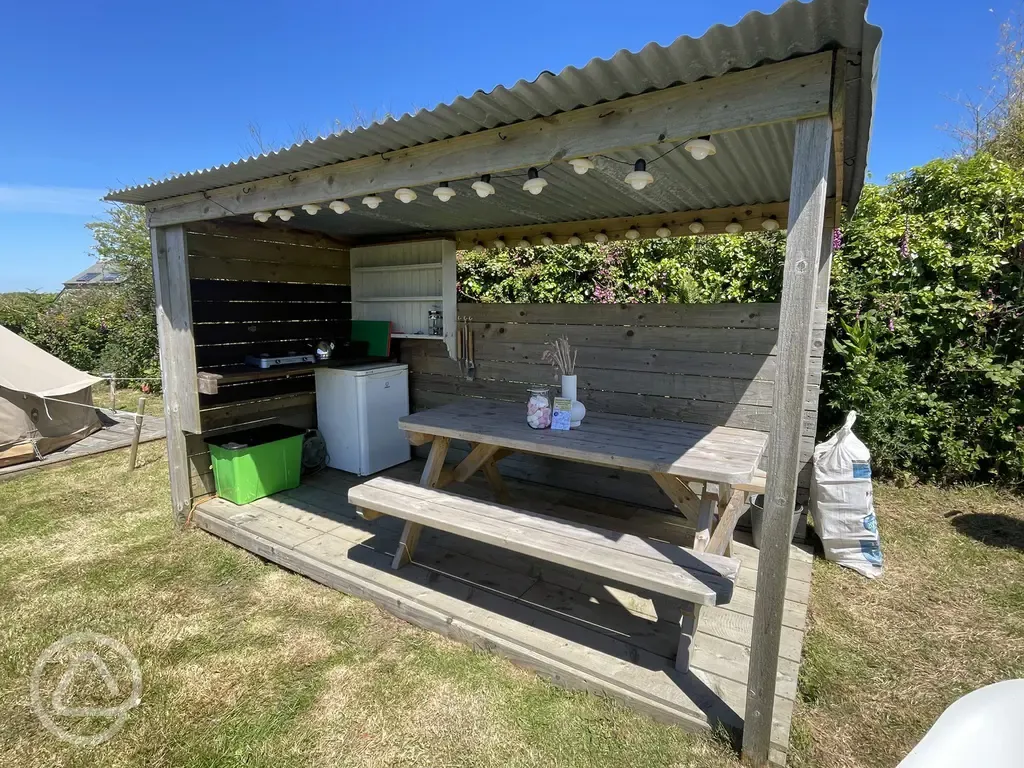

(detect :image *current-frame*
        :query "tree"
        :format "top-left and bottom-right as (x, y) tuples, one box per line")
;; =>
(952, 12), (1024, 167)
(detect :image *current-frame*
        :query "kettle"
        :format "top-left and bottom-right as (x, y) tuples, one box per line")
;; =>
(315, 340), (335, 361)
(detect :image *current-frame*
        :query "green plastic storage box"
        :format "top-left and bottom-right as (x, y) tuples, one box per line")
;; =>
(206, 425), (305, 505)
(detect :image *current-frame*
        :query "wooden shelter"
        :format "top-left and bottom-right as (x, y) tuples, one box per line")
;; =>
(107, 1), (880, 763)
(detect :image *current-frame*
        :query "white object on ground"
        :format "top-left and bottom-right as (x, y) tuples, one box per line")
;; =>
(897, 680), (1024, 768)
(810, 411), (883, 578)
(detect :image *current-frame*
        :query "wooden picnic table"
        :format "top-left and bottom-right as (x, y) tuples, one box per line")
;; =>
(397, 400), (769, 562)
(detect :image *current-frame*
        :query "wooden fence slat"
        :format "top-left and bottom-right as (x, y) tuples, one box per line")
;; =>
(191, 280), (351, 303)
(192, 301), (352, 323)
(404, 355), (818, 409)
(402, 338), (825, 385)
(199, 393), (317, 432)
(188, 232), (351, 268)
(471, 322), (825, 357)
(189, 255), (350, 284)
(193, 319), (351, 346)
(461, 303), (783, 328)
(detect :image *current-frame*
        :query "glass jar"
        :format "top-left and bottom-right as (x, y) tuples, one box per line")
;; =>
(526, 386), (552, 429)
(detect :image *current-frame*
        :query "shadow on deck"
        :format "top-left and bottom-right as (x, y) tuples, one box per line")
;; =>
(193, 463), (811, 766)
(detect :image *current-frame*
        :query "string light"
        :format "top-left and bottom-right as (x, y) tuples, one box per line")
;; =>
(624, 227), (640, 240)
(688, 219), (705, 234)
(656, 226), (672, 239)
(540, 234), (554, 246)
(432, 182), (456, 202)
(624, 159), (654, 190)
(275, 209), (294, 221)
(522, 167), (547, 195)
(568, 157), (595, 175)
(684, 136), (717, 160)
(362, 195), (383, 210)
(568, 234), (582, 246)
(725, 218), (743, 234)
(472, 174), (495, 198)
(761, 215), (780, 231)
(517, 237), (531, 248)
(492, 237), (507, 250)
(328, 200), (350, 214)
(253, 211), (271, 223)
(594, 231), (609, 244)
(301, 203), (321, 215)
(395, 188), (417, 204)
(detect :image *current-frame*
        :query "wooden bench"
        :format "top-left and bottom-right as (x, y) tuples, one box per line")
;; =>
(348, 476), (741, 673)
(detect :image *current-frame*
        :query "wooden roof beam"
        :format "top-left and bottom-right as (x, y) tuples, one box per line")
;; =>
(147, 53), (833, 229)
(348, 201), (835, 249)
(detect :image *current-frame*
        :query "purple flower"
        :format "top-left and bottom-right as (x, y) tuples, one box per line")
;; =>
(888, 317), (895, 332)
(832, 228), (843, 252)
(899, 216), (910, 259)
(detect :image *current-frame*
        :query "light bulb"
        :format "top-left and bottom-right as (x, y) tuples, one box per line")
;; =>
(688, 219), (705, 234)
(624, 159), (654, 191)
(540, 234), (554, 246)
(594, 231), (609, 244)
(492, 237), (506, 250)
(624, 227), (640, 240)
(275, 209), (294, 221)
(432, 182), (455, 202)
(472, 174), (495, 198)
(725, 218), (743, 234)
(761, 216), (780, 231)
(522, 167), (547, 195)
(684, 136), (717, 161)
(568, 157), (595, 175)
(473, 242), (486, 254)
(362, 195), (383, 209)
(328, 200), (350, 214)
(395, 187), (417, 204)
(253, 211), (271, 223)
(656, 226), (672, 239)
(517, 238), (531, 249)
(568, 234), (582, 246)
(301, 203), (321, 215)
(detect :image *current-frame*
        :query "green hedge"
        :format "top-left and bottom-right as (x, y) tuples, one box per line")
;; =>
(458, 154), (1024, 487)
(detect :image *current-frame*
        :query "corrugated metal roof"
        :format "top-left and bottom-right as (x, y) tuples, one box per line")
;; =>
(108, 0), (879, 214)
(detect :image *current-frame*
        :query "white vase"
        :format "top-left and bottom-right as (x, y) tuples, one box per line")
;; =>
(561, 375), (586, 428)
(561, 374), (578, 402)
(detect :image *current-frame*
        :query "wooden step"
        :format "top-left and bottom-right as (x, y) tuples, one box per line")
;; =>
(349, 477), (739, 606)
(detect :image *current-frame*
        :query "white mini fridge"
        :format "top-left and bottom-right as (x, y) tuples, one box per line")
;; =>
(315, 363), (410, 476)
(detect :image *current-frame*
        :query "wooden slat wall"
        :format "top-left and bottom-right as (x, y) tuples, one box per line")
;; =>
(401, 302), (826, 512)
(184, 225), (351, 504)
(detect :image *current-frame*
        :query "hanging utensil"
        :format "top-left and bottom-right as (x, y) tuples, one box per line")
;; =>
(465, 316), (476, 381)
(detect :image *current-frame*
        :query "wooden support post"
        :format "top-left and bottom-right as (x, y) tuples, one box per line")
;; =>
(675, 603), (702, 673)
(742, 116), (832, 765)
(151, 224), (200, 526)
(108, 375), (117, 411)
(705, 489), (746, 557)
(452, 442), (502, 483)
(127, 396), (146, 471)
(692, 487), (717, 553)
(650, 472), (700, 522)
(393, 436), (450, 569)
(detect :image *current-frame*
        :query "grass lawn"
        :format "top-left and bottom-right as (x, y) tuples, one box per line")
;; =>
(1, 443), (1022, 767)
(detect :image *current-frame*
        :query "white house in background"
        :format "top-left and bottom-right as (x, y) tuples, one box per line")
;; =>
(62, 260), (125, 291)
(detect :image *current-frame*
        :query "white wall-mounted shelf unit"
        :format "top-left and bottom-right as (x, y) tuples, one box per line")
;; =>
(350, 239), (457, 358)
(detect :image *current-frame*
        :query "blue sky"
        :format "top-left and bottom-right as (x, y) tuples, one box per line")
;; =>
(0, 0), (1010, 292)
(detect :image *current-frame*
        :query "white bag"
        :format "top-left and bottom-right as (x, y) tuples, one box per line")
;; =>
(810, 411), (883, 578)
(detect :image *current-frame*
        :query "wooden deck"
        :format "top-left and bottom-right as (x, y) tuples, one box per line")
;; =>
(0, 409), (167, 481)
(193, 464), (811, 766)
